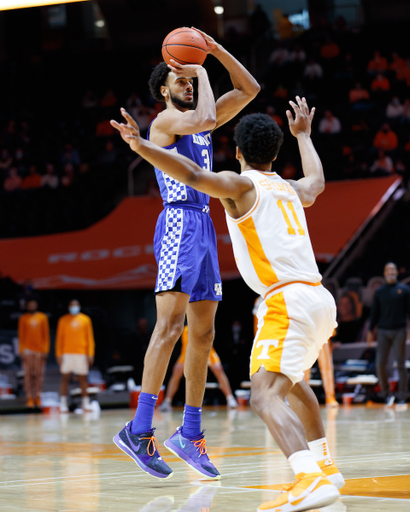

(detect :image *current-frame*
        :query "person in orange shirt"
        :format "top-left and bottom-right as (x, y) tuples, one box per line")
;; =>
(19, 300), (50, 408)
(160, 325), (237, 411)
(373, 123), (398, 152)
(371, 73), (390, 92)
(349, 82), (370, 104)
(55, 300), (95, 413)
(21, 165), (42, 190)
(367, 51), (388, 74)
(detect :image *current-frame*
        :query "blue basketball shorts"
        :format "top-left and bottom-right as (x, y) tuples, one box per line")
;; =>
(153, 203), (222, 302)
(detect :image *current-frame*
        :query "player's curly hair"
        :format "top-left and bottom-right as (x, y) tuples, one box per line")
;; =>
(234, 113), (284, 165)
(148, 62), (171, 102)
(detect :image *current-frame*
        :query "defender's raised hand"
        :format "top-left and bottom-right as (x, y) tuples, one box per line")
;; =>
(286, 96), (315, 138)
(110, 108), (141, 153)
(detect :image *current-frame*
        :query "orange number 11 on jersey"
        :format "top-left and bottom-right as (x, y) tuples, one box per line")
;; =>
(277, 200), (305, 236)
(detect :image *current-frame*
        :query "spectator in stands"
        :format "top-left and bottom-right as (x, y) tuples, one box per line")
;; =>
(371, 73), (390, 93)
(0, 148), (13, 171)
(367, 262), (410, 406)
(280, 161), (297, 179)
(82, 89), (98, 109)
(133, 105), (154, 136)
(373, 123), (398, 152)
(333, 293), (362, 343)
(96, 116), (115, 138)
(213, 135), (235, 166)
(370, 150), (394, 175)
(3, 120), (18, 149)
(3, 167), (22, 192)
(56, 300), (95, 413)
(367, 51), (388, 75)
(99, 140), (117, 165)
(397, 59), (410, 87)
(405, 134), (410, 153)
(100, 89), (117, 108)
(61, 163), (75, 187)
(390, 52), (405, 78)
(19, 300), (50, 408)
(349, 83), (370, 104)
(320, 38), (340, 61)
(126, 92), (143, 119)
(269, 43), (289, 67)
(386, 97), (404, 120)
(304, 58), (323, 80)
(289, 45), (306, 63)
(402, 99), (410, 124)
(276, 13), (293, 40)
(318, 110), (341, 134)
(61, 144), (80, 167)
(14, 147), (27, 173)
(41, 163), (59, 189)
(266, 105), (283, 127)
(22, 165), (41, 190)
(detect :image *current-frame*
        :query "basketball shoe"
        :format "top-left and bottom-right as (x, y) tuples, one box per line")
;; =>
(318, 458), (345, 489)
(164, 427), (220, 480)
(113, 422), (173, 480)
(257, 472), (340, 512)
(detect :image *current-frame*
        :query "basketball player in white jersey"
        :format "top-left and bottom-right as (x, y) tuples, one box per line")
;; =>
(112, 97), (344, 512)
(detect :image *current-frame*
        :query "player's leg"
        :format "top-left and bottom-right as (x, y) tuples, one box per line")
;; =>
(78, 373), (91, 411)
(376, 329), (393, 404)
(23, 352), (34, 408)
(209, 362), (237, 407)
(34, 352), (45, 407)
(164, 299), (221, 480)
(60, 372), (70, 413)
(254, 287), (339, 511)
(160, 362), (184, 411)
(318, 343), (338, 407)
(113, 291), (187, 480)
(391, 328), (408, 404)
(287, 379), (345, 489)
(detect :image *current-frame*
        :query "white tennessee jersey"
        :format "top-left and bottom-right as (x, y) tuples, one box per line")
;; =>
(226, 170), (321, 297)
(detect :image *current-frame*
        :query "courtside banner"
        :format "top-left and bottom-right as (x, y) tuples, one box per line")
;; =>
(0, 176), (399, 290)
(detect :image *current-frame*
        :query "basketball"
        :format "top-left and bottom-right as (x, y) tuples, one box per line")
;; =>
(162, 27), (207, 66)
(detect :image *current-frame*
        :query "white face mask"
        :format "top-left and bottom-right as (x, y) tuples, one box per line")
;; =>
(69, 305), (80, 315)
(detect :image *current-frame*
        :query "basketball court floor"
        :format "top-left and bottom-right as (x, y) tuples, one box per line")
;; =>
(1, 405), (409, 511)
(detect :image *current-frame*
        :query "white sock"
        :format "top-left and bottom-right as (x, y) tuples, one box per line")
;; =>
(60, 396), (67, 406)
(308, 437), (331, 461)
(288, 450), (322, 476)
(226, 394), (234, 400)
(82, 396), (90, 409)
(164, 397), (172, 404)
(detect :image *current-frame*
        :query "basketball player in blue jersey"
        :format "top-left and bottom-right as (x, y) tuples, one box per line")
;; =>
(111, 28), (260, 481)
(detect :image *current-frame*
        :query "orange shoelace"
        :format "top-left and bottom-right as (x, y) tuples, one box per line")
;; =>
(194, 438), (207, 455)
(140, 435), (159, 456)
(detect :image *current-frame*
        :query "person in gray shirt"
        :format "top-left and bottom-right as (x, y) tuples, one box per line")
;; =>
(367, 262), (410, 406)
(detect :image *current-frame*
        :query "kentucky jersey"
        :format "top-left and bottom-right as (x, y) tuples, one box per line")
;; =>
(148, 126), (213, 206)
(226, 170), (321, 298)
(148, 120), (222, 302)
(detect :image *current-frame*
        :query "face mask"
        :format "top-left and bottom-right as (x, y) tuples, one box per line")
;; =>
(69, 305), (80, 315)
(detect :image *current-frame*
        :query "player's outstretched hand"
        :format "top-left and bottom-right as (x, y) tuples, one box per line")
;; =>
(168, 59), (203, 78)
(286, 96), (315, 138)
(110, 108), (141, 153)
(191, 27), (219, 54)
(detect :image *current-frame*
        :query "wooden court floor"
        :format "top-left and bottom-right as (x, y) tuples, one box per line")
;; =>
(1, 404), (410, 511)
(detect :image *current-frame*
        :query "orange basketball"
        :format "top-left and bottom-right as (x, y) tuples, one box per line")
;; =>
(162, 27), (207, 66)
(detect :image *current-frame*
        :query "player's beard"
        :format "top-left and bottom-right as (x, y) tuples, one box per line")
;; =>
(170, 92), (194, 110)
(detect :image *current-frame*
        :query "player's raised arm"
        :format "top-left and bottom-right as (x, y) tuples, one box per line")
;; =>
(152, 61), (216, 136)
(285, 96), (325, 207)
(111, 109), (252, 200)
(191, 28), (260, 130)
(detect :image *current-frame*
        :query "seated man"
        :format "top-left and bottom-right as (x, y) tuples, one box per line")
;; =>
(160, 325), (237, 411)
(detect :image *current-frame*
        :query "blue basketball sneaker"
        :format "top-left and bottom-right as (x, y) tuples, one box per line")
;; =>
(164, 427), (220, 480)
(113, 422), (173, 480)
